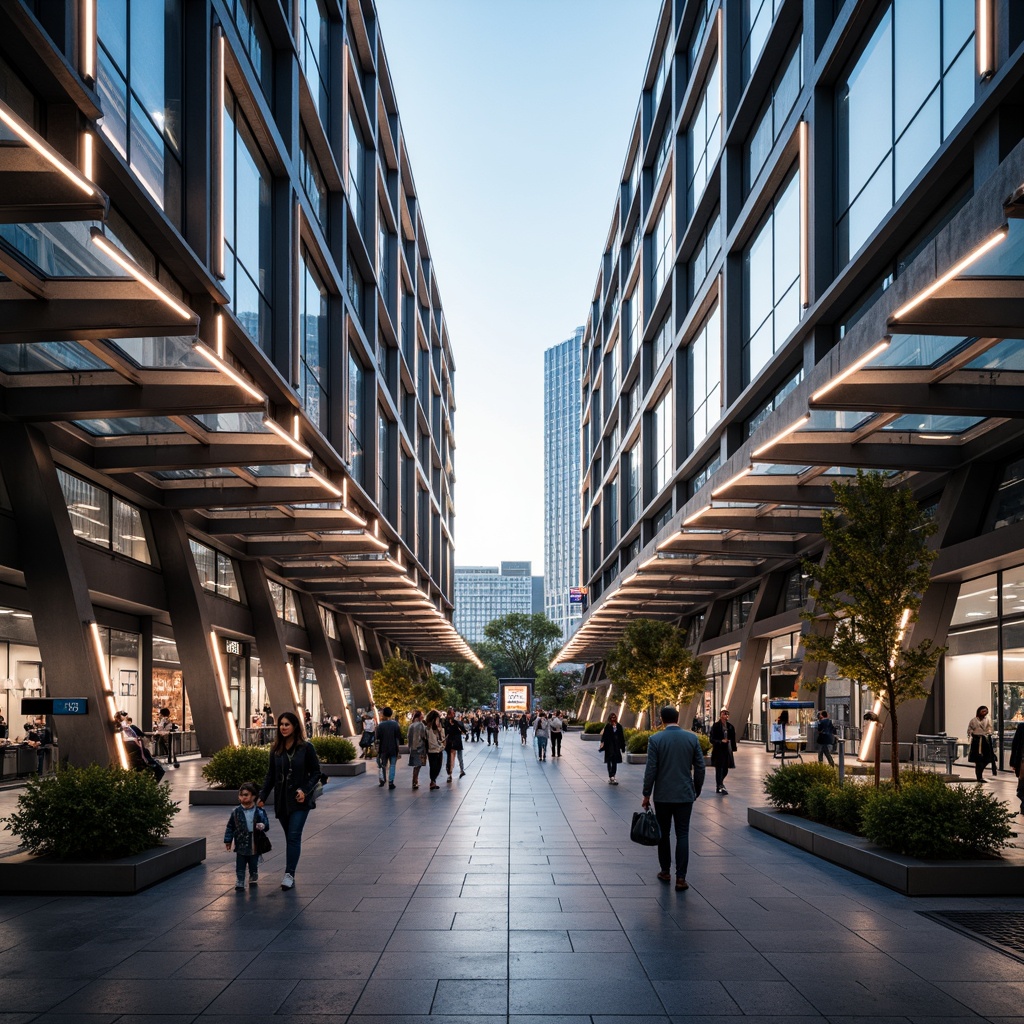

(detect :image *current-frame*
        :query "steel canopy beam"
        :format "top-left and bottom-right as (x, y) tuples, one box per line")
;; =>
(815, 377), (1024, 418)
(95, 442), (301, 473)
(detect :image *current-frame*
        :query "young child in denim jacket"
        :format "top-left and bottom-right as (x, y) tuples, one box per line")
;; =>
(224, 781), (270, 890)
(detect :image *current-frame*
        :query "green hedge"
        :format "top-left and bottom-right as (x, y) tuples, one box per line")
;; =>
(626, 730), (653, 754)
(697, 732), (712, 756)
(202, 745), (271, 790)
(3, 763), (178, 859)
(764, 763), (1015, 859)
(311, 736), (356, 764)
(583, 721), (604, 734)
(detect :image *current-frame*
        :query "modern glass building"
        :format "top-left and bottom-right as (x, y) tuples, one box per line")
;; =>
(543, 327), (584, 640)
(454, 562), (536, 644)
(0, 0), (477, 768)
(556, 0), (1024, 764)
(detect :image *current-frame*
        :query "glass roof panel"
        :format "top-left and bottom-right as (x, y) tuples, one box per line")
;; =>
(804, 410), (877, 431)
(750, 463), (810, 476)
(151, 468), (237, 480)
(881, 414), (983, 434)
(0, 341), (107, 374)
(245, 464), (310, 478)
(965, 337), (1024, 371)
(960, 219), (1024, 278)
(869, 334), (971, 369)
(821, 466), (859, 476)
(193, 412), (270, 434)
(109, 336), (208, 370)
(0, 221), (126, 278)
(74, 416), (183, 436)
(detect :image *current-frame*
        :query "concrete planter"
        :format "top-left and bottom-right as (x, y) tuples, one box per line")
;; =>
(625, 752), (647, 764)
(580, 732), (602, 741)
(0, 837), (206, 895)
(748, 806), (1024, 896)
(321, 761), (366, 777)
(189, 789), (274, 806)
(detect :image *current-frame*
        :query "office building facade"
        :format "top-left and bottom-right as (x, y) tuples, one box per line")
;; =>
(557, 0), (1024, 760)
(543, 327), (584, 640)
(0, 0), (476, 767)
(455, 562), (536, 644)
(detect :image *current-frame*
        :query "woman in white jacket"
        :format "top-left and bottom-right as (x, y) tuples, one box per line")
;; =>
(967, 705), (996, 782)
(534, 711), (551, 761)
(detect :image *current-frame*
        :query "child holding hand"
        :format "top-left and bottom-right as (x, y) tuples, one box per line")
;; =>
(224, 781), (270, 890)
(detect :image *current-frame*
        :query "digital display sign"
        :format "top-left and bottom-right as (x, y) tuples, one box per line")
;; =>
(500, 680), (533, 713)
(21, 698), (89, 716)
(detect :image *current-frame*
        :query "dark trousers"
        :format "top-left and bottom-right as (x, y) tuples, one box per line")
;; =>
(714, 763), (729, 789)
(1017, 771), (1024, 807)
(235, 852), (259, 882)
(157, 733), (178, 764)
(607, 760), (618, 778)
(487, 728), (499, 745)
(280, 809), (309, 875)
(817, 742), (835, 766)
(654, 801), (693, 879)
(550, 732), (562, 756)
(427, 751), (443, 783)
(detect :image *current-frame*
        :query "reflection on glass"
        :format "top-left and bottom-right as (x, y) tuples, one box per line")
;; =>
(950, 573), (999, 626)
(0, 342), (107, 374)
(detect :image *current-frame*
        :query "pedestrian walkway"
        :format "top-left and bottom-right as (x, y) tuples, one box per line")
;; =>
(0, 735), (1023, 1022)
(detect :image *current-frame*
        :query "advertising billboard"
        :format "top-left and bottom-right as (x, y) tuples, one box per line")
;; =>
(500, 679), (533, 713)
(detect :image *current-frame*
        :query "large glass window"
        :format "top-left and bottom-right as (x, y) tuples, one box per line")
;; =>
(688, 304), (721, 449)
(745, 36), (802, 192)
(300, 252), (328, 433)
(626, 439), (641, 526)
(378, 412), (392, 514)
(836, 1), (974, 265)
(652, 118), (672, 188)
(744, 170), (800, 382)
(742, 0), (783, 81)
(378, 206), (392, 305)
(298, 0), (329, 126)
(97, 0), (182, 222)
(346, 250), (364, 325)
(58, 469), (151, 564)
(651, 387), (674, 494)
(188, 539), (240, 601)
(348, 109), (366, 235)
(224, 89), (272, 352)
(650, 193), (674, 300)
(299, 129), (327, 229)
(689, 206), (721, 300)
(605, 477), (619, 551)
(988, 456), (1024, 531)
(348, 352), (365, 483)
(687, 56), (721, 216)
(228, 0), (271, 98)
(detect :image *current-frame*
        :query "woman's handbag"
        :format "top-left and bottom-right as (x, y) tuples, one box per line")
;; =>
(253, 827), (272, 855)
(630, 808), (662, 846)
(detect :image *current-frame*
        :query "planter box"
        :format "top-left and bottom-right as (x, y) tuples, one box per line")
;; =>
(321, 761), (366, 777)
(189, 789), (274, 806)
(580, 732), (602, 741)
(0, 837), (206, 895)
(748, 806), (1024, 896)
(626, 752), (647, 764)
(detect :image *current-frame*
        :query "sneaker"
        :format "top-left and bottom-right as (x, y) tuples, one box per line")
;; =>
(234, 882), (245, 891)
(459, 770), (466, 778)
(388, 782), (395, 790)
(379, 779), (386, 787)
(609, 778), (619, 785)
(447, 774), (452, 783)
(249, 876), (258, 887)
(720, 787), (728, 795)
(281, 873), (295, 890)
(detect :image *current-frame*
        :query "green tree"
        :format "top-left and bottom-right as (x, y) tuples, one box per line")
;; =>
(438, 657), (498, 708)
(482, 613), (563, 678)
(606, 618), (706, 726)
(370, 653), (421, 719)
(800, 470), (943, 789)
(534, 667), (582, 711)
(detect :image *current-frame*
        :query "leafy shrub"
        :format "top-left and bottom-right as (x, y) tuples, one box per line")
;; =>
(3, 764), (178, 859)
(861, 781), (1015, 859)
(698, 732), (712, 756)
(763, 762), (839, 811)
(583, 721), (604, 734)
(311, 736), (356, 764)
(627, 730), (654, 754)
(202, 745), (271, 790)
(804, 781), (874, 833)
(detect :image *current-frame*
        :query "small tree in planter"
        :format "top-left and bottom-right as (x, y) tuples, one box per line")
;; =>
(311, 736), (356, 764)
(606, 618), (706, 727)
(800, 471), (944, 789)
(370, 654), (422, 720)
(202, 745), (271, 790)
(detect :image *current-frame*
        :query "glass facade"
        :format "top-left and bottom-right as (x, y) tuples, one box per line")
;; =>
(651, 387), (673, 494)
(348, 352), (365, 484)
(687, 57), (720, 217)
(300, 252), (329, 433)
(688, 304), (721, 450)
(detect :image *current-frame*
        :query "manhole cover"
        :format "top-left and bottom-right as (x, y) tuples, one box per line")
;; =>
(923, 911), (1024, 963)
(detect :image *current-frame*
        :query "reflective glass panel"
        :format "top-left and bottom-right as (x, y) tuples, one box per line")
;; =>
(0, 342), (107, 374)
(966, 338), (1024, 371)
(869, 333), (970, 368)
(950, 573), (999, 626)
(881, 414), (982, 433)
(75, 416), (182, 435)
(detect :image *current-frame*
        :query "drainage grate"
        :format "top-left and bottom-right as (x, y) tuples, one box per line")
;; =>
(923, 911), (1024, 963)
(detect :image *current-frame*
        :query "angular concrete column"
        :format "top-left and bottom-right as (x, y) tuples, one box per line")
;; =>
(0, 424), (120, 767)
(148, 510), (236, 753)
(297, 591), (353, 732)
(237, 561), (302, 721)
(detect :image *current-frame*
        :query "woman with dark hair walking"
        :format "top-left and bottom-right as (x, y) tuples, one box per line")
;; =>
(967, 705), (997, 783)
(599, 712), (626, 784)
(425, 709), (446, 790)
(258, 711), (322, 889)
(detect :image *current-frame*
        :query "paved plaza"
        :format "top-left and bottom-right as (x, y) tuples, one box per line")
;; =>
(1, 736), (1023, 1023)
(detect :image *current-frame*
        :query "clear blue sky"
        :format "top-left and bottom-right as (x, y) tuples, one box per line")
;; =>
(375, 0), (661, 572)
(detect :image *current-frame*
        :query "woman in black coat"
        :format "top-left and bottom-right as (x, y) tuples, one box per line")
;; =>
(709, 709), (737, 794)
(599, 712), (626, 785)
(259, 711), (321, 890)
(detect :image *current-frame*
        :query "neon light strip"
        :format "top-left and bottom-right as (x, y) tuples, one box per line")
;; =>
(811, 339), (891, 402)
(82, 0), (96, 80)
(263, 416), (313, 459)
(682, 504), (713, 526)
(751, 414), (811, 458)
(722, 657), (740, 709)
(82, 130), (94, 181)
(0, 106), (97, 197)
(209, 631), (240, 745)
(891, 227), (1007, 320)
(711, 466), (752, 498)
(977, 0), (994, 78)
(215, 30), (226, 279)
(193, 342), (265, 401)
(89, 621), (129, 767)
(799, 119), (810, 307)
(285, 662), (302, 711)
(308, 468), (343, 498)
(90, 232), (194, 319)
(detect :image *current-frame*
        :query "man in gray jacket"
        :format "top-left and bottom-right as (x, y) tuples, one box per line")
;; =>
(641, 705), (705, 890)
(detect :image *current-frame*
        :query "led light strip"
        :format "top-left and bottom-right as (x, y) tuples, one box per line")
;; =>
(0, 106), (98, 197)
(751, 413), (811, 459)
(88, 621), (130, 768)
(209, 631), (240, 745)
(90, 232), (194, 319)
(890, 227), (1007, 321)
(811, 339), (890, 402)
(799, 119), (810, 307)
(263, 416), (313, 459)
(721, 657), (740, 710)
(193, 342), (265, 401)
(308, 468), (343, 498)
(711, 466), (752, 498)
(977, 0), (994, 79)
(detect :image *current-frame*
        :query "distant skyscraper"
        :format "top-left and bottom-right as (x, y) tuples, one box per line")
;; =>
(455, 562), (535, 644)
(544, 328), (584, 640)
